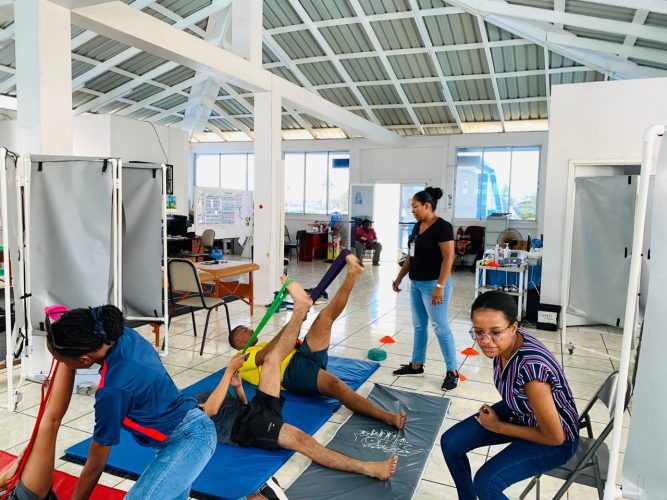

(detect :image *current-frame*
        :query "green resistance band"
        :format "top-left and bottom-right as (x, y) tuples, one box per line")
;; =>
(242, 279), (295, 354)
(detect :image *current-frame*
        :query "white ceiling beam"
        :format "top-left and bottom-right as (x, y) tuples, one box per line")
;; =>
(148, 3), (207, 38)
(116, 75), (206, 116)
(208, 101), (253, 138)
(409, 0), (464, 132)
(620, 9), (650, 60)
(71, 1), (401, 145)
(347, 0), (424, 133)
(147, 97), (202, 123)
(477, 17), (506, 131)
(447, 0), (667, 44)
(544, 46), (550, 114)
(282, 0), (383, 127)
(554, 0), (565, 30)
(71, 0), (230, 91)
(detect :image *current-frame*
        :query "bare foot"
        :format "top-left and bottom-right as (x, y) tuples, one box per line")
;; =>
(283, 278), (313, 310)
(366, 456), (399, 481)
(392, 412), (407, 430)
(345, 252), (364, 274)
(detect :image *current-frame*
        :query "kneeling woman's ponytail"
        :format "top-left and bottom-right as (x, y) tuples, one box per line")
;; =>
(47, 305), (125, 357)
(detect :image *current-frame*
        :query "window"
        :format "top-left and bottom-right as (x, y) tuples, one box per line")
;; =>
(284, 152), (349, 214)
(194, 153), (253, 191)
(454, 146), (539, 221)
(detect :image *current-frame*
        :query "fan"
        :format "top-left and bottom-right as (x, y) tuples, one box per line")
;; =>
(497, 228), (523, 249)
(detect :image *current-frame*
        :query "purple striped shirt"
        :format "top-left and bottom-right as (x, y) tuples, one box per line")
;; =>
(493, 331), (579, 442)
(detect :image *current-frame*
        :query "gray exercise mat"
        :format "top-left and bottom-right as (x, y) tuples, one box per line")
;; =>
(286, 384), (450, 500)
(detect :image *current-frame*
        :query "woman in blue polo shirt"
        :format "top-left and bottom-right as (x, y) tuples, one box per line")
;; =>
(440, 291), (579, 499)
(46, 305), (216, 500)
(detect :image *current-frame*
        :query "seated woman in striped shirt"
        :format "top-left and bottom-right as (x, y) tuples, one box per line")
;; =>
(441, 291), (579, 500)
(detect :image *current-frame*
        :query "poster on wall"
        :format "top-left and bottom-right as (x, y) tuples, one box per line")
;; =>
(166, 195), (177, 209)
(194, 186), (253, 239)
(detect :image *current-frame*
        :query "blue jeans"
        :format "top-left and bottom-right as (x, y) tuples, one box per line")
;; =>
(126, 407), (216, 500)
(410, 278), (457, 371)
(441, 401), (578, 499)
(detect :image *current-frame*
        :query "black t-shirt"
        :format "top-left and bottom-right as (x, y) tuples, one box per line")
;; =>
(408, 218), (454, 281)
(195, 391), (245, 446)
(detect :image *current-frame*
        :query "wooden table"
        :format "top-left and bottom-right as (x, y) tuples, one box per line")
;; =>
(195, 260), (260, 315)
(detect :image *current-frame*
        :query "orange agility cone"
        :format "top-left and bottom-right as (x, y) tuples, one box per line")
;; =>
(379, 336), (396, 344)
(461, 347), (479, 356)
(459, 372), (467, 382)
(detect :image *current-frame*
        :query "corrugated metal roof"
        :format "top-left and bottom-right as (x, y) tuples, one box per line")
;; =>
(359, 84), (402, 105)
(157, 0), (212, 19)
(550, 70), (604, 86)
(117, 52), (167, 76)
(216, 99), (250, 115)
(268, 66), (302, 85)
(497, 75), (546, 99)
(402, 81), (445, 103)
(506, 0), (554, 9)
(318, 87), (360, 107)
(298, 61), (344, 85)
(127, 108), (160, 121)
(629, 57), (667, 70)
(371, 19), (424, 50)
(152, 94), (187, 110)
(418, 0), (451, 9)
(449, 79), (495, 101)
(457, 103), (500, 121)
(549, 52), (584, 69)
(341, 57), (389, 81)
(303, 114), (334, 128)
(319, 24), (373, 53)
(273, 30), (326, 59)
(210, 117), (240, 131)
(0, 42), (13, 68)
(437, 49), (489, 76)
(300, 0), (354, 21)
(74, 35), (130, 62)
(389, 53), (437, 78)
(263, 0), (301, 29)
(503, 101), (548, 120)
(374, 107), (414, 125)
(263, 47), (280, 64)
(415, 105), (454, 124)
(360, 0), (411, 15)
(72, 59), (94, 79)
(72, 90), (96, 108)
(486, 24), (520, 42)
(125, 83), (163, 102)
(645, 12), (667, 28)
(153, 66), (196, 86)
(635, 38), (667, 51)
(86, 71), (133, 94)
(491, 44), (545, 72)
(281, 114), (301, 129)
(565, 0), (635, 22)
(424, 13), (482, 46)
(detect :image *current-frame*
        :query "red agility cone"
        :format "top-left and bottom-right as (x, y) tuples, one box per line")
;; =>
(379, 336), (396, 344)
(459, 372), (467, 382)
(461, 347), (479, 356)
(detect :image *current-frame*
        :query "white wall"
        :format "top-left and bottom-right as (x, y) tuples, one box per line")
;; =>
(191, 131), (548, 243)
(541, 78), (667, 307)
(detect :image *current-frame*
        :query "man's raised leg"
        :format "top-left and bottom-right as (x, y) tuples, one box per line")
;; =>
(303, 253), (363, 352)
(278, 424), (398, 481)
(257, 279), (312, 398)
(20, 365), (76, 497)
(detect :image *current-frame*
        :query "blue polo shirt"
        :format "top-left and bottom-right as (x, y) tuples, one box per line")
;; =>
(93, 327), (196, 447)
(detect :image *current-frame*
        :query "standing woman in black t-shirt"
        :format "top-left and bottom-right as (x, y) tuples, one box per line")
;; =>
(392, 187), (459, 390)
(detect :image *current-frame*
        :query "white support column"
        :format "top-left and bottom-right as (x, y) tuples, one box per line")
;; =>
(15, 0), (73, 154)
(253, 83), (284, 305)
(232, 0), (262, 64)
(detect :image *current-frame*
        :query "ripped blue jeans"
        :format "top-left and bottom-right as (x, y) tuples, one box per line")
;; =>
(410, 278), (457, 372)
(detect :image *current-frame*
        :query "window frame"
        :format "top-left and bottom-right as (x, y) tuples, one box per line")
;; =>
(453, 145), (540, 222)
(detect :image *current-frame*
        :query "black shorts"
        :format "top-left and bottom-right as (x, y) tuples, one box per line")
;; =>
(232, 390), (285, 451)
(282, 339), (328, 395)
(4, 480), (57, 500)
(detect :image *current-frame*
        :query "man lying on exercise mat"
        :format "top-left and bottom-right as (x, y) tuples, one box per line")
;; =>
(227, 253), (407, 430)
(197, 277), (399, 482)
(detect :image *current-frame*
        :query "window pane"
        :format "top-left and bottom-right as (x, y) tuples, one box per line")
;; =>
(304, 152), (328, 214)
(247, 154), (254, 191)
(481, 147), (511, 218)
(220, 154), (246, 190)
(509, 147), (539, 221)
(454, 148), (483, 219)
(284, 153), (305, 213)
(328, 153), (349, 214)
(195, 154), (219, 188)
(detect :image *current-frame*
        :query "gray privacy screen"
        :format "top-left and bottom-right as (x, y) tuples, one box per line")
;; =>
(286, 385), (450, 500)
(29, 158), (114, 323)
(3, 152), (21, 357)
(567, 176), (636, 327)
(122, 163), (162, 318)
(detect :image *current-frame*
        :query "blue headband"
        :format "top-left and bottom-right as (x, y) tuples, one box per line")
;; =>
(90, 306), (111, 345)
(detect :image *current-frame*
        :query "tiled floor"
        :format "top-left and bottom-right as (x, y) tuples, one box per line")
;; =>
(0, 259), (630, 499)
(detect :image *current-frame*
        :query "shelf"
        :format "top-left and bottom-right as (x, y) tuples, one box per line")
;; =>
(475, 286), (526, 297)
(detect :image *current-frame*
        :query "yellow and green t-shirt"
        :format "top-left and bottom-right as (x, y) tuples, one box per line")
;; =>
(238, 342), (297, 388)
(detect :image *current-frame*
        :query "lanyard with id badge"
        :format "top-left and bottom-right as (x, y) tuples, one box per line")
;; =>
(409, 233), (418, 257)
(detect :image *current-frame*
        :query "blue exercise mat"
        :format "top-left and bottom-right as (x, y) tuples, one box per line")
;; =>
(64, 356), (379, 500)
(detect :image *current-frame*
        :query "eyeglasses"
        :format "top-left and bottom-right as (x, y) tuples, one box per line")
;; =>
(44, 315), (91, 353)
(469, 325), (513, 343)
